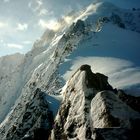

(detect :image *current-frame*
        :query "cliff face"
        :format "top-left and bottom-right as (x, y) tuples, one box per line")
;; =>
(51, 65), (140, 140)
(1, 89), (51, 140)
(1, 65), (140, 140)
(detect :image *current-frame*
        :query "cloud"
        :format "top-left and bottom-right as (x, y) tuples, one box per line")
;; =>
(38, 9), (48, 16)
(16, 23), (28, 31)
(22, 40), (32, 45)
(7, 43), (24, 49)
(38, 19), (61, 31)
(28, 0), (52, 17)
(38, 19), (47, 29)
(0, 22), (7, 28)
(28, 0), (42, 11)
(63, 16), (73, 24)
(0, 39), (4, 43)
(61, 56), (140, 96)
(3, 0), (10, 2)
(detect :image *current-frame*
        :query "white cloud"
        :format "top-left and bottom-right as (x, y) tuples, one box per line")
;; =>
(0, 22), (7, 28)
(36, 0), (43, 6)
(38, 9), (48, 16)
(22, 40), (32, 45)
(7, 43), (24, 49)
(28, 1), (32, 8)
(3, 0), (10, 2)
(61, 57), (140, 96)
(34, 0), (43, 11)
(38, 19), (61, 31)
(28, 0), (51, 17)
(63, 16), (73, 24)
(0, 40), (7, 47)
(38, 19), (47, 29)
(28, 0), (43, 12)
(16, 23), (28, 31)
(0, 39), (4, 43)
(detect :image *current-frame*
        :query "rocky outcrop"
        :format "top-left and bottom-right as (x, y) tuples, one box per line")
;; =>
(1, 64), (140, 140)
(117, 90), (140, 113)
(51, 65), (140, 140)
(3, 89), (54, 140)
(91, 91), (140, 128)
(110, 13), (125, 29)
(79, 65), (113, 90)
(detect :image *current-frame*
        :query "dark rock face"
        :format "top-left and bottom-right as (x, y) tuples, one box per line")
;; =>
(51, 65), (140, 140)
(5, 88), (54, 140)
(80, 64), (91, 71)
(33, 128), (50, 140)
(53, 101), (71, 140)
(110, 13), (125, 29)
(117, 90), (140, 113)
(94, 118), (140, 140)
(128, 118), (140, 140)
(80, 64), (113, 91)
(68, 19), (85, 36)
(94, 128), (132, 140)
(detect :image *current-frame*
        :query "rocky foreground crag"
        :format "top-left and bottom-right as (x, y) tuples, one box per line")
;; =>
(52, 65), (140, 140)
(2, 65), (140, 140)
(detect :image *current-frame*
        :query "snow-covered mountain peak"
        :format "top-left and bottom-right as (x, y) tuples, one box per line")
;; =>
(59, 1), (140, 34)
(63, 64), (113, 95)
(26, 0), (140, 56)
(52, 65), (140, 140)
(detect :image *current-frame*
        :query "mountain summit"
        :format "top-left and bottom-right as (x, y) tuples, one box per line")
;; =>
(51, 65), (140, 140)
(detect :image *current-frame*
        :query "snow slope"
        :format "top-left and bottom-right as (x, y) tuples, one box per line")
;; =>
(97, 0), (140, 9)
(0, 53), (24, 123)
(60, 23), (140, 95)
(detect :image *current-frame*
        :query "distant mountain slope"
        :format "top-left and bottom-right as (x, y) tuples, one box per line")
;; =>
(0, 53), (24, 123)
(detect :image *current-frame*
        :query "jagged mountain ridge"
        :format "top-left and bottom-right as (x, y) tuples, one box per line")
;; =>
(1, 64), (140, 140)
(0, 1), (140, 140)
(2, 88), (54, 140)
(52, 65), (140, 140)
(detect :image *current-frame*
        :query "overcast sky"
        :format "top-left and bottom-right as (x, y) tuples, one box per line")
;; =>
(0, 0), (140, 56)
